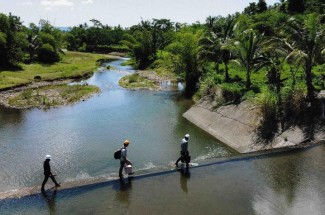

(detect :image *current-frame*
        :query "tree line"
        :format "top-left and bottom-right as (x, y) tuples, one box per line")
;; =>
(0, 14), (63, 66)
(1, 1), (324, 140)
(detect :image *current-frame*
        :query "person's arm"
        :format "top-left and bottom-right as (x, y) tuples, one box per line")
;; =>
(125, 158), (132, 165)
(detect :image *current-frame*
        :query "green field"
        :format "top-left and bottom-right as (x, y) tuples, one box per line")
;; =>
(0, 51), (115, 90)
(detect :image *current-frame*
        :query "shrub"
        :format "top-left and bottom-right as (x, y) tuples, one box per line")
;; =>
(194, 73), (223, 101)
(255, 89), (279, 142)
(34, 75), (41, 81)
(128, 73), (139, 83)
(257, 89), (277, 119)
(220, 83), (242, 104)
(21, 89), (33, 99)
(37, 43), (60, 64)
(282, 86), (307, 123)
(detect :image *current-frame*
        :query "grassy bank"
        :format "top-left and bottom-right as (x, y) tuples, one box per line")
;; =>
(7, 84), (100, 109)
(0, 51), (115, 90)
(119, 73), (159, 90)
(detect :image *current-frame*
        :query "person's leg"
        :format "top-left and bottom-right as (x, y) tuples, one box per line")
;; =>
(185, 152), (190, 170)
(119, 161), (125, 178)
(50, 175), (60, 186)
(175, 151), (185, 166)
(175, 157), (182, 166)
(41, 175), (49, 191)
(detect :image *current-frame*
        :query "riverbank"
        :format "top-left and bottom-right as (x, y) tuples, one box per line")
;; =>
(0, 83), (100, 109)
(0, 52), (119, 108)
(183, 98), (325, 153)
(119, 69), (178, 91)
(0, 51), (117, 91)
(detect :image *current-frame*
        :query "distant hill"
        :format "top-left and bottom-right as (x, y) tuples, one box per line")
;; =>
(57, 27), (71, 32)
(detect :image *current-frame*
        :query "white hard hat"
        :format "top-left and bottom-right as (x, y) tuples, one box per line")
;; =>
(185, 134), (190, 138)
(45, 155), (52, 160)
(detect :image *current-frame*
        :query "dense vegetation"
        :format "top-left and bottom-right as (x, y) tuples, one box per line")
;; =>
(1, 0), (324, 141)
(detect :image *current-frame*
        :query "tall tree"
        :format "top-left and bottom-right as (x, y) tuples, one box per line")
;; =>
(287, 0), (305, 14)
(166, 29), (203, 97)
(25, 23), (42, 62)
(257, 0), (268, 13)
(0, 13), (26, 67)
(232, 29), (264, 89)
(305, 0), (325, 14)
(200, 15), (235, 82)
(284, 13), (325, 106)
(244, 2), (258, 15)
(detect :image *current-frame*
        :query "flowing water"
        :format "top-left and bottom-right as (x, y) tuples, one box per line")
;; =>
(1, 58), (324, 214)
(0, 58), (235, 193)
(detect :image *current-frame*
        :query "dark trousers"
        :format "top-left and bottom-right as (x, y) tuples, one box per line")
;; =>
(119, 161), (126, 178)
(176, 151), (189, 169)
(41, 174), (59, 190)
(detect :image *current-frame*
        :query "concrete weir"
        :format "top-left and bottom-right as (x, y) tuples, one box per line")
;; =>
(1, 142), (323, 202)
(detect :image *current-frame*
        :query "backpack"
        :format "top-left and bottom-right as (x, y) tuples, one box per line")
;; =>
(114, 148), (121, 159)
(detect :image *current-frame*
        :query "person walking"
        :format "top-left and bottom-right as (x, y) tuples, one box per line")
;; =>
(175, 134), (190, 171)
(119, 140), (132, 179)
(41, 155), (60, 192)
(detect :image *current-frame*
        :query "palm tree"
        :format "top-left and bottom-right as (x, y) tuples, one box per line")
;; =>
(232, 29), (264, 89)
(199, 15), (235, 82)
(219, 15), (236, 82)
(284, 13), (325, 106)
(198, 31), (222, 74)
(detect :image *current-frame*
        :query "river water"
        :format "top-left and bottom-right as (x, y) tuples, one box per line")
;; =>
(0, 58), (235, 192)
(0, 59), (324, 214)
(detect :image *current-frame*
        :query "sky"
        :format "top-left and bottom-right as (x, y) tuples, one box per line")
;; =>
(0, 0), (280, 27)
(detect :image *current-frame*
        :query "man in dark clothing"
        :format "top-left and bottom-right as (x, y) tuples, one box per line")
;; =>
(175, 134), (190, 171)
(41, 155), (60, 191)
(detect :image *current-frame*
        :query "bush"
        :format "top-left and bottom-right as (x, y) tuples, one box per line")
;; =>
(220, 83), (242, 104)
(34, 75), (41, 81)
(255, 89), (279, 142)
(282, 86), (307, 124)
(37, 43), (60, 64)
(194, 73), (223, 101)
(128, 73), (139, 83)
(21, 89), (33, 99)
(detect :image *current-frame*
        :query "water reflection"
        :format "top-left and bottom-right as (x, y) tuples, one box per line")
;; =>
(41, 189), (57, 215)
(113, 178), (133, 212)
(252, 147), (325, 215)
(0, 106), (25, 127)
(256, 154), (303, 204)
(179, 171), (190, 193)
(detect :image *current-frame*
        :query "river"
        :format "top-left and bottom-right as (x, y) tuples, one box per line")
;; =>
(0, 58), (324, 214)
(0, 58), (235, 193)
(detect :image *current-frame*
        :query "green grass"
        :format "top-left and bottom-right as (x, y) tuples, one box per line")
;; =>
(119, 73), (158, 89)
(209, 61), (323, 99)
(8, 84), (100, 108)
(0, 51), (114, 90)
